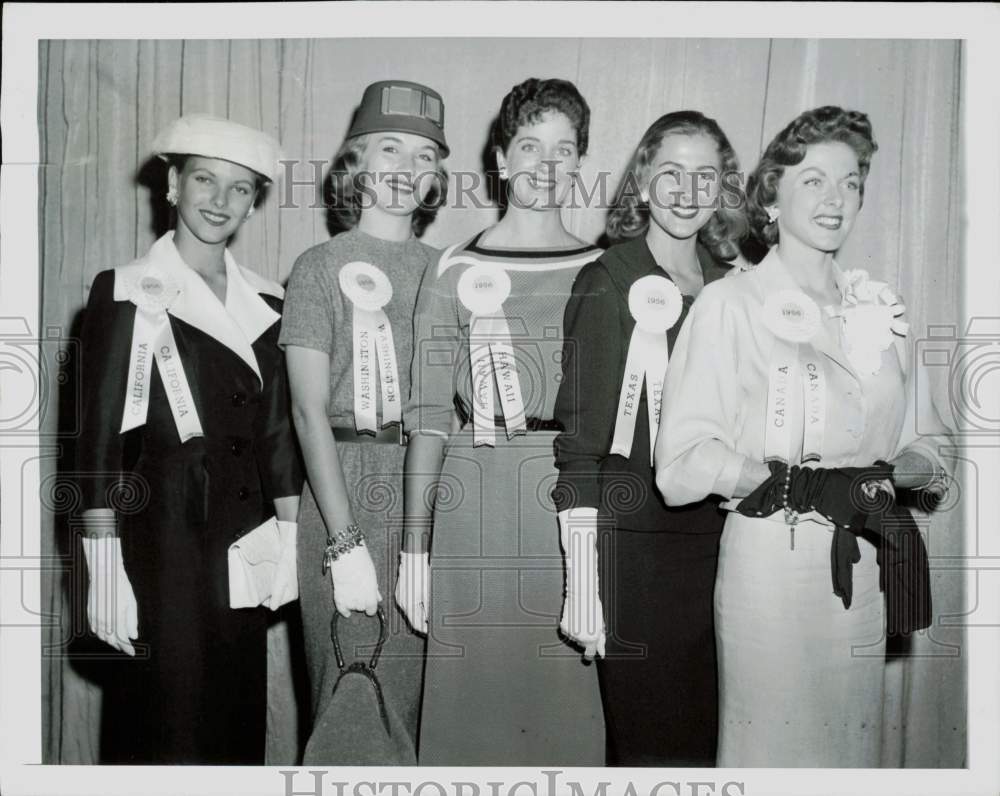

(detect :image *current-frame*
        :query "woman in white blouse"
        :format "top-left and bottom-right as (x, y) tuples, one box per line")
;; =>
(653, 106), (950, 767)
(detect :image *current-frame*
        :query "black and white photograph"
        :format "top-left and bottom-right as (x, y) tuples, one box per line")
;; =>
(1, 3), (998, 796)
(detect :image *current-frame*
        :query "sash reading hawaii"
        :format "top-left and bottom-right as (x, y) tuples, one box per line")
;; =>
(338, 262), (402, 433)
(120, 267), (204, 442)
(610, 275), (683, 465)
(760, 289), (827, 464)
(457, 264), (527, 447)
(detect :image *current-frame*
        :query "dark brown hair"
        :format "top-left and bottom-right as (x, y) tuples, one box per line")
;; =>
(746, 106), (878, 247)
(493, 78), (591, 156)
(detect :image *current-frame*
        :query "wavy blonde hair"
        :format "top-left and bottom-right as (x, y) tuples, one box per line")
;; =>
(606, 111), (747, 261)
(325, 134), (449, 237)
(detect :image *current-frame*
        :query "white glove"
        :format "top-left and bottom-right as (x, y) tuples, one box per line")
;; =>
(267, 520), (299, 610)
(81, 535), (139, 656)
(328, 541), (382, 618)
(395, 551), (430, 635)
(558, 507), (606, 660)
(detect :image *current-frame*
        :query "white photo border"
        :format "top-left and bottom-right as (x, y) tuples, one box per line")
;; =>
(2, 3), (998, 796)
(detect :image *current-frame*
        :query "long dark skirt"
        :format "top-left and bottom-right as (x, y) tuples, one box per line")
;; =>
(100, 440), (269, 764)
(598, 520), (722, 767)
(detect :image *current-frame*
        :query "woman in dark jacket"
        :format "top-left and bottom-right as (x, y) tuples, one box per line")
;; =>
(76, 114), (303, 764)
(553, 111), (746, 766)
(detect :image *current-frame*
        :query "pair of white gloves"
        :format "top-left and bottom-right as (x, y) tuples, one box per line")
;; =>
(321, 534), (430, 632)
(82, 520), (299, 656)
(86, 516), (602, 652)
(362, 509), (605, 657)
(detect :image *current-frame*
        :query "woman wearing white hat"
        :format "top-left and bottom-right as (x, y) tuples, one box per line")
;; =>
(76, 114), (303, 764)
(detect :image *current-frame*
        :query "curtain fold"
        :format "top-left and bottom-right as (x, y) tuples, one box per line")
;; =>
(38, 37), (965, 767)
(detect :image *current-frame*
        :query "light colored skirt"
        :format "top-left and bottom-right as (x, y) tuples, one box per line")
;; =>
(419, 431), (605, 766)
(716, 512), (886, 767)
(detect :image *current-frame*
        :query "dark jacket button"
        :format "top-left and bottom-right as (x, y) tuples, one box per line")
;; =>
(231, 392), (247, 407)
(238, 487), (249, 501)
(231, 440), (242, 456)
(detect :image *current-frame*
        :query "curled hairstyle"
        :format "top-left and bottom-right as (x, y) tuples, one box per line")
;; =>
(493, 78), (591, 157)
(325, 134), (449, 237)
(606, 111), (747, 261)
(746, 106), (878, 247)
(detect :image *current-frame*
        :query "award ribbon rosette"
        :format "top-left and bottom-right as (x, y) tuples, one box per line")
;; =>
(610, 275), (683, 465)
(120, 266), (204, 442)
(339, 262), (402, 434)
(761, 289), (827, 464)
(457, 264), (527, 447)
(825, 268), (908, 376)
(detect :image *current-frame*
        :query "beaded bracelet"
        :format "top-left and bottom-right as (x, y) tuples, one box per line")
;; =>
(322, 523), (365, 573)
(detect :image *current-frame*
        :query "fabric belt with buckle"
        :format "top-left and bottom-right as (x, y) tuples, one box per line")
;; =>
(332, 426), (406, 445)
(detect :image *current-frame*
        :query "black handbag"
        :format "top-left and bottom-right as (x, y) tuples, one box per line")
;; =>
(302, 607), (416, 765)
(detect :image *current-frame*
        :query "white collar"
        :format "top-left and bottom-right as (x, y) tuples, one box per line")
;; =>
(756, 247), (847, 296)
(754, 248), (859, 383)
(114, 232), (281, 383)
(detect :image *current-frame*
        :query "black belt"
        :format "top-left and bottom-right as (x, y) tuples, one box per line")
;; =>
(332, 425), (406, 445)
(485, 416), (563, 433)
(453, 397), (563, 434)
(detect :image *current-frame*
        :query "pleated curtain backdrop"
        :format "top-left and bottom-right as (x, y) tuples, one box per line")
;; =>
(38, 38), (965, 766)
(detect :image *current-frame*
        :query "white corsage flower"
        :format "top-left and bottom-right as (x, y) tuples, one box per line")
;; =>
(826, 269), (908, 376)
(126, 266), (182, 316)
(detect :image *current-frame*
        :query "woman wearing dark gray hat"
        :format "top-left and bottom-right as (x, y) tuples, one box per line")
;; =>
(76, 114), (303, 763)
(280, 79), (449, 764)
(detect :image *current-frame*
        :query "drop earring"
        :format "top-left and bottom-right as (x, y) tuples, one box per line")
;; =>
(765, 206), (780, 224)
(166, 186), (178, 207)
(245, 205), (255, 220)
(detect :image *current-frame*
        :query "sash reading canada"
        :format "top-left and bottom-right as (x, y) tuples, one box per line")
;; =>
(761, 289), (827, 464)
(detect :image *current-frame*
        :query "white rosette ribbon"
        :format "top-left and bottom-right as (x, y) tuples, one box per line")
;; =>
(338, 262), (402, 434)
(610, 275), (683, 465)
(120, 266), (204, 443)
(457, 264), (526, 447)
(826, 268), (908, 376)
(761, 289), (827, 463)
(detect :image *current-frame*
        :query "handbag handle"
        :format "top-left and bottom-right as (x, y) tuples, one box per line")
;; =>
(328, 606), (392, 737)
(330, 605), (388, 671)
